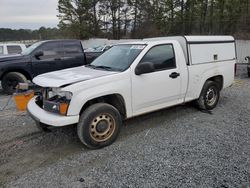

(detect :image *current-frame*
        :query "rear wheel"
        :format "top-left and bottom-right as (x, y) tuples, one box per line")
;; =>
(2, 72), (28, 95)
(77, 103), (122, 149)
(195, 81), (220, 110)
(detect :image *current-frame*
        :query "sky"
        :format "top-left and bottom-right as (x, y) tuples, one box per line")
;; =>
(0, 0), (59, 30)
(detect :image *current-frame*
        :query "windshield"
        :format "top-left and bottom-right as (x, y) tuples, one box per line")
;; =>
(89, 44), (146, 71)
(21, 41), (43, 55)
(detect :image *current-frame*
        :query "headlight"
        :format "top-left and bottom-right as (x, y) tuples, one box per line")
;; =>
(48, 88), (73, 100)
(43, 88), (73, 115)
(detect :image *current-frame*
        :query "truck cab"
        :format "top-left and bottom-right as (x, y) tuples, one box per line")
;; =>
(27, 36), (236, 149)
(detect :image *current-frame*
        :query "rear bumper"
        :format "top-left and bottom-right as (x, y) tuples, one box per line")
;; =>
(27, 97), (79, 127)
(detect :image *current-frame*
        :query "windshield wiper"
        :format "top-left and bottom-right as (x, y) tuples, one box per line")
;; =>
(86, 64), (120, 71)
(93, 65), (114, 70)
(85, 64), (95, 68)
(86, 64), (114, 71)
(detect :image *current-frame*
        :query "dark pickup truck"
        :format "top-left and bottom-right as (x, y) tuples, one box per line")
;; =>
(0, 39), (87, 94)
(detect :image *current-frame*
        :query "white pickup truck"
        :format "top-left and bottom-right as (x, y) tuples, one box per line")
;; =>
(0, 43), (26, 56)
(28, 36), (236, 149)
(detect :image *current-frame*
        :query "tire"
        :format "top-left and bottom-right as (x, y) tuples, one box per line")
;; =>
(1, 72), (28, 95)
(35, 122), (51, 132)
(77, 103), (122, 149)
(248, 70), (250, 78)
(195, 81), (220, 110)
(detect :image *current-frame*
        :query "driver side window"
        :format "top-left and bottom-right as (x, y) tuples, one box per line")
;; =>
(35, 42), (61, 60)
(140, 44), (176, 71)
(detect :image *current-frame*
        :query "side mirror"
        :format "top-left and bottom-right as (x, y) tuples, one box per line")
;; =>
(34, 51), (44, 59)
(245, 56), (250, 64)
(135, 62), (155, 75)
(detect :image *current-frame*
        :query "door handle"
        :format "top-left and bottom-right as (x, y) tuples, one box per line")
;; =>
(169, 72), (180, 79)
(54, 58), (61, 61)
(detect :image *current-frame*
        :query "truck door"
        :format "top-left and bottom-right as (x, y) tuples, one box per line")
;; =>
(31, 42), (63, 76)
(61, 41), (86, 69)
(132, 44), (182, 116)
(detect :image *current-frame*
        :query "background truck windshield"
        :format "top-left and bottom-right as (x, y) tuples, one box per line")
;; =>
(21, 41), (43, 55)
(90, 44), (146, 71)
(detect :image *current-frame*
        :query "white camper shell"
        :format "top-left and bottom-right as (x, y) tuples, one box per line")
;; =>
(145, 36), (236, 65)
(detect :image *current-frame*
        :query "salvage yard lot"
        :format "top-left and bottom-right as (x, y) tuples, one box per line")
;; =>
(0, 79), (250, 187)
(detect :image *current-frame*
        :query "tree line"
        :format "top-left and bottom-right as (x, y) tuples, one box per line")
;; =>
(58, 0), (250, 39)
(1, 0), (250, 42)
(0, 27), (63, 42)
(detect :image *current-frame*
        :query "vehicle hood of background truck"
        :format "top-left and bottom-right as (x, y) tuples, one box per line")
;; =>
(0, 54), (24, 62)
(33, 66), (118, 88)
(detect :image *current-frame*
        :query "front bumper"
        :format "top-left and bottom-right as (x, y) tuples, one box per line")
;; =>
(27, 97), (79, 127)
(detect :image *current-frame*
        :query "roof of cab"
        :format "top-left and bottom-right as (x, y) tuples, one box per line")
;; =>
(116, 41), (146, 45)
(40, 39), (81, 43)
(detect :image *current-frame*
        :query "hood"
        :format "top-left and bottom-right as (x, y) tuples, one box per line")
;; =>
(0, 54), (24, 62)
(33, 66), (118, 88)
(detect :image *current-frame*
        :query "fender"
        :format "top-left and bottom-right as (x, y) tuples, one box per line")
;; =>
(185, 60), (234, 102)
(0, 68), (32, 80)
(63, 71), (133, 118)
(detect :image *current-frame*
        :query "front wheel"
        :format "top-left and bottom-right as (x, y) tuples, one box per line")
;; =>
(195, 81), (220, 110)
(77, 103), (122, 149)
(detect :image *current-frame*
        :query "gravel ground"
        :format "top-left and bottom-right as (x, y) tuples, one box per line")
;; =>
(0, 78), (250, 188)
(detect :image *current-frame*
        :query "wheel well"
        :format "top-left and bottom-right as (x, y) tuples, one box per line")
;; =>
(80, 94), (127, 119)
(206, 75), (223, 90)
(0, 70), (32, 80)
